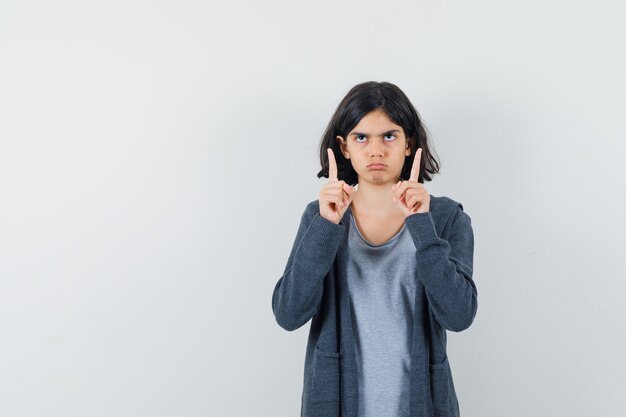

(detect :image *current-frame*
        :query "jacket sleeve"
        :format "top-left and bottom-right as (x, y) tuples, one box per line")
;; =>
(404, 206), (477, 332)
(271, 202), (346, 331)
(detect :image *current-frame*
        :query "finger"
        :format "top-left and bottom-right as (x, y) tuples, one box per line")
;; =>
(395, 182), (421, 203)
(409, 148), (422, 182)
(327, 148), (338, 182)
(343, 183), (355, 198)
(393, 181), (410, 202)
(342, 183), (355, 204)
(323, 182), (347, 200)
(322, 192), (345, 209)
(406, 193), (420, 209)
(346, 190), (353, 204)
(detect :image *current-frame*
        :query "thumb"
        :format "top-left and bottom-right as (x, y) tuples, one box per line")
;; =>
(343, 183), (354, 196)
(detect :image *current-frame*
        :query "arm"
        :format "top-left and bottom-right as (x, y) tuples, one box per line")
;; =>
(271, 202), (345, 331)
(405, 207), (477, 332)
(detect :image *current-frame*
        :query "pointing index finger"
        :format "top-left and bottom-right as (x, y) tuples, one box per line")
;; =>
(327, 148), (338, 182)
(409, 148), (422, 182)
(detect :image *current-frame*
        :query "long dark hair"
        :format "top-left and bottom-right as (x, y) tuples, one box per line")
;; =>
(317, 81), (440, 185)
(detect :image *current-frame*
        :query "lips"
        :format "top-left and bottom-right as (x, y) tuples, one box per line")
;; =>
(367, 163), (386, 168)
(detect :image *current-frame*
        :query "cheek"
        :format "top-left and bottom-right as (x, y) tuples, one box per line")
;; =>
(398, 157), (409, 174)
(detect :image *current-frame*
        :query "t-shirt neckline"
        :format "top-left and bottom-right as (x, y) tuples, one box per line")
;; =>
(348, 209), (406, 248)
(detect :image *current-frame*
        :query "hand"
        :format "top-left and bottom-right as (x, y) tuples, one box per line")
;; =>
(319, 148), (356, 224)
(392, 148), (430, 217)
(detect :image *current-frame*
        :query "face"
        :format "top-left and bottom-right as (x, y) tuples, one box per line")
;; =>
(336, 108), (412, 185)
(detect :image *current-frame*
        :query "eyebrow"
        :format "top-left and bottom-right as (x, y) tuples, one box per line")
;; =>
(350, 129), (401, 137)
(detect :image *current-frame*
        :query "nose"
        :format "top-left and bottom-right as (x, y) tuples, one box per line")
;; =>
(368, 139), (384, 157)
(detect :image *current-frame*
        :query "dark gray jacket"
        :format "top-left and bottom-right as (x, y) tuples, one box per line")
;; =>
(272, 195), (477, 417)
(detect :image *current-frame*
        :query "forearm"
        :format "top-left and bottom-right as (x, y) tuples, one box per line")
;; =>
(272, 212), (345, 331)
(405, 210), (477, 332)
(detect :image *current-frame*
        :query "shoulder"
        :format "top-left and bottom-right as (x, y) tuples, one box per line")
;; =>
(430, 194), (473, 241)
(430, 193), (466, 219)
(304, 196), (466, 214)
(305, 199), (320, 217)
(303, 195), (467, 222)
(297, 199), (321, 225)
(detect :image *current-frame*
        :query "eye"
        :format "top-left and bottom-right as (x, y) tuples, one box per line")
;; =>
(354, 134), (397, 143)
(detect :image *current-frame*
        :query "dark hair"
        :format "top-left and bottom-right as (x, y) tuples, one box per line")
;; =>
(316, 81), (440, 185)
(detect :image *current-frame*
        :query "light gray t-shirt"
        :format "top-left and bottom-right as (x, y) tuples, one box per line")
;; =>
(338, 210), (419, 417)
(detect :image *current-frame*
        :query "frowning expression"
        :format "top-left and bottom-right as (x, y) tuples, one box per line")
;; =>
(336, 108), (412, 185)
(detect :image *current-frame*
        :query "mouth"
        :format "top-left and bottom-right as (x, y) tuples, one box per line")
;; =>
(367, 163), (386, 168)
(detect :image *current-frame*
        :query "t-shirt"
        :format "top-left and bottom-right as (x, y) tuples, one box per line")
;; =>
(336, 210), (419, 417)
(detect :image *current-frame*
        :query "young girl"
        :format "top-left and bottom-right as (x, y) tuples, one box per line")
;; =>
(272, 81), (477, 417)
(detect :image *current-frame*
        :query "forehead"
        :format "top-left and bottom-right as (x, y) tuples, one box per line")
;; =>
(350, 109), (403, 133)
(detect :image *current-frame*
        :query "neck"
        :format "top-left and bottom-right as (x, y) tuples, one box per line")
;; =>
(352, 178), (400, 217)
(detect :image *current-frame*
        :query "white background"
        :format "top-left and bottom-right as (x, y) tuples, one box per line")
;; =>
(1, 1), (625, 416)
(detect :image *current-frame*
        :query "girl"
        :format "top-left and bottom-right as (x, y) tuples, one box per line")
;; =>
(272, 81), (477, 417)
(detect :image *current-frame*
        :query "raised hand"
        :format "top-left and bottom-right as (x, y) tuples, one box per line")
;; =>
(391, 147), (430, 216)
(319, 148), (356, 224)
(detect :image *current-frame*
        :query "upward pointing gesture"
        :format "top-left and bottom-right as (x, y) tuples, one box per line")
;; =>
(319, 148), (355, 224)
(408, 146), (422, 182)
(392, 148), (431, 216)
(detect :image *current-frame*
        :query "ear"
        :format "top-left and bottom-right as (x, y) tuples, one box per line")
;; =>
(336, 135), (349, 159)
(405, 139), (412, 157)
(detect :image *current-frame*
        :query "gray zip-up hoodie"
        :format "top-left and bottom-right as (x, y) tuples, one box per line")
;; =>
(271, 194), (477, 417)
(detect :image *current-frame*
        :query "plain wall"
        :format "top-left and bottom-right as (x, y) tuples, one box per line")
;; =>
(1, 1), (625, 416)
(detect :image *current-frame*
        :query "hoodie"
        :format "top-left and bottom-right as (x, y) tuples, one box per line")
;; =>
(272, 194), (477, 417)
